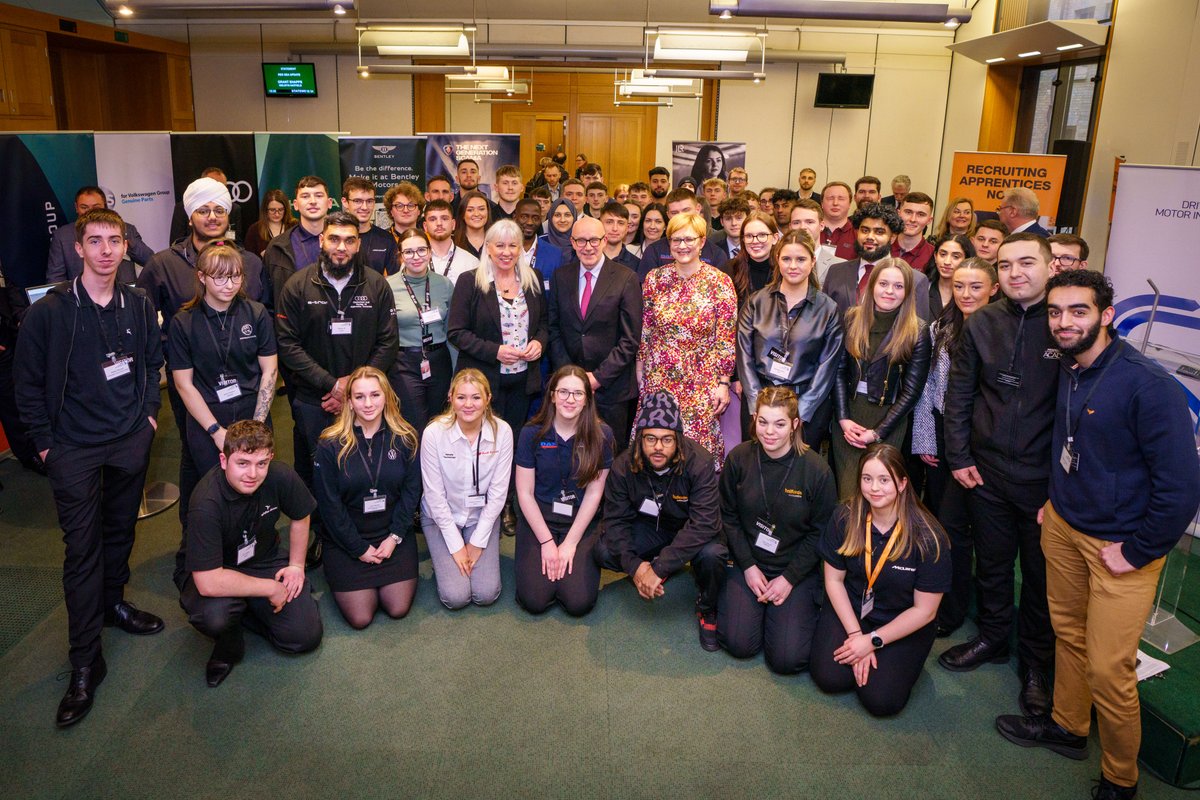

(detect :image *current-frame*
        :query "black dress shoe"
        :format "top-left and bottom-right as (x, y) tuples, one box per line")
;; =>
(938, 636), (1010, 672)
(1019, 668), (1052, 717)
(56, 656), (107, 728)
(501, 502), (517, 537)
(995, 713), (1088, 760)
(206, 659), (235, 687)
(104, 601), (164, 635)
(1092, 776), (1137, 799)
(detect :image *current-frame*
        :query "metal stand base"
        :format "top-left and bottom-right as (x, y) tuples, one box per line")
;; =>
(138, 481), (179, 519)
(1143, 610), (1200, 654)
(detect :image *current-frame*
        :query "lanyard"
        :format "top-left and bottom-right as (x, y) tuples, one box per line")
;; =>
(434, 243), (457, 277)
(354, 428), (386, 493)
(774, 292), (806, 358)
(755, 446), (796, 524)
(201, 300), (238, 376)
(863, 514), (903, 594)
(82, 278), (124, 358)
(1065, 342), (1120, 448)
(322, 278), (353, 319)
(402, 274), (432, 344)
(526, 239), (537, 268)
(469, 430), (483, 495)
(239, 497), (262, 542)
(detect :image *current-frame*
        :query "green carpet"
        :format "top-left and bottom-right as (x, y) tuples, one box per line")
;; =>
(0, 394), (1195, 799)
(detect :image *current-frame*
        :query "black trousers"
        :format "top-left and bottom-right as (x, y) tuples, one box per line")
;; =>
(809, 602), (938, 717)
(717, 566), (822, 674)
(291, 398), (334, 531)
(0, 344), (35, 464)
(514, 499), (601, 616)
(47, 425), (155, 667)
(924, 454), (973, 630)
(969, 467), (1054, 673)
(593, 530), (727, 616)
(390, 344), (452, 434)
(165, 371), (197, 526)
(178, 573), (322, 658)
(596, 399), (632, 455)
(494, 371), (532, 439)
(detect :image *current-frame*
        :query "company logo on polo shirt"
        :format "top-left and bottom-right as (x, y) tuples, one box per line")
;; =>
(349, 295), (374, 310)
(1043, 348), (1062, 359)
(890, 565), (916, 572)
(387, 448), (398, 460)
(539, 440), (557, 449)
(241, 324), (254, 337)
(261, 505), (277, 516)
(784, 488), (803, 497)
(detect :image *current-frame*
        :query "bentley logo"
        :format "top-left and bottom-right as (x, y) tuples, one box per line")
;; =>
(373, 145), (397, 154)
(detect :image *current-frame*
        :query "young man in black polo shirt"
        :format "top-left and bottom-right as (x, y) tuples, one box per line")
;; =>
(263, 175), (333, 301)
(177, 420), (323, 687)
(342, 177), (398, 274)
(16, 208), (165, 727)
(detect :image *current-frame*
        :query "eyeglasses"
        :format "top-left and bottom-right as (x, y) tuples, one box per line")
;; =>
(194, 207), (228, 218)
(641, 433), (676, 447)
(996, 204), (1013, 213)
(402, 247), (430, 259)
(204, 273), (244, 286)
(554, 388), (585, 401)
(743, 232), (771, 243)
(669, 236), (700, 247)
(571, 237), (603, 248)
(1051, 254), (1081, 266)
(391, 202), (420, 212)
(345, 198), (375, 207)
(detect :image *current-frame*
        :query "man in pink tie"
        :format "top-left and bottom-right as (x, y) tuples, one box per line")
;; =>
(546, 216), (643, 448)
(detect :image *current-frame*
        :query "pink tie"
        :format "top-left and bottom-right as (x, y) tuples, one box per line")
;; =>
(580, 270), (593, 318)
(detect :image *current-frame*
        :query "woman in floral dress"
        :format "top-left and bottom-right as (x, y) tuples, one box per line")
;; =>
(636, 211), (738, 460)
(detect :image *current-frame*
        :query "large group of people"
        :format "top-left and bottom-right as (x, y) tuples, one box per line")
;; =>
(4, 154), (1197, 800)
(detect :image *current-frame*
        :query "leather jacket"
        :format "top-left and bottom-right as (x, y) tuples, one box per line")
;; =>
(834, 318), (932, 439)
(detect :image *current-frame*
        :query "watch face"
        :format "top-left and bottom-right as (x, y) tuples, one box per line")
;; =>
(871, 635), (884, 648)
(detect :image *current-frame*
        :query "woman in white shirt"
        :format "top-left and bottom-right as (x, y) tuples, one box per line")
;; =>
(420, 368), (514, 609)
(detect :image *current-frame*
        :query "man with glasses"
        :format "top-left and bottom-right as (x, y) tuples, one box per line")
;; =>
(594, 390), (727, 651)
(548, 216), (642, 447)
(1047, 233), (1089, 275)
(636, 188), (726, 280)
(728, 167), (749, 196)
(422, 199), (479, 286)
(997, 187), (1050, 237)
(384, 182), (423, 242)
(342, 177), (397, 275)
(138, 177), (268, 526)
(169, 167), (244, 244)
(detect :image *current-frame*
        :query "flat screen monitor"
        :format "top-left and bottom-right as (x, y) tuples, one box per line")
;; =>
(814, 73), (874, 109)
(24, 284), (53, 304)
(263, 63), (318, 97)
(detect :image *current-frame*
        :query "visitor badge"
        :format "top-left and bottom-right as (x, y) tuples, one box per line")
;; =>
(363, 494), (387, 514)
(638, 498), (659, 517)
(420, 308), (442, 325)
(331, 318), (353, 335)
(856, 380), (868, 396)
(466, 493), (487, 508)
(1060, 443), (1078, 474)
(860, 588), (875, 619)
(102, 355), (133, 381)
(996, 370), (1022, 388)
(767, 358), (792, 381)
(237, 536), (257, 565)
(552, 500), (574, 518)
(754, 518), (779, 553)
(215, 377), (242, 403)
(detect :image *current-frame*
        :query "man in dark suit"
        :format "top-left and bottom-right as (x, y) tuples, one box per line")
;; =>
(823, 202), (932, 321)
(998, 187), (1051, 237)
(47, 186), (154, 284)
(548, 216), (642, 448)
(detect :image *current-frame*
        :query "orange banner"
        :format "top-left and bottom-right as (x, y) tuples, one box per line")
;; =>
(949, 151), (1067, 225)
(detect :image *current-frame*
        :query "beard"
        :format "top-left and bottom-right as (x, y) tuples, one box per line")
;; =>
(856, 239), (892, 262)
(319, 250), (354, 280)
(1054, 319), (1102, 356)
(651, 186), (667, 198)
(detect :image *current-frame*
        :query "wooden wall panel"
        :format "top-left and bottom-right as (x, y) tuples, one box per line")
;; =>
(978, 64), (1021, 151)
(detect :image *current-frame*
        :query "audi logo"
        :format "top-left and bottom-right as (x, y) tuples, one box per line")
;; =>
(227, 180), (254, 204)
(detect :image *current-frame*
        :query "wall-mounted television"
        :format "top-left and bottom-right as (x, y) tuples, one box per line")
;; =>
(263, 63), (318, 97)
(814, 73), (874, 109)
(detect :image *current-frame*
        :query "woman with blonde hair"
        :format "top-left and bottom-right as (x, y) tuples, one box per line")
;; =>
(930, 196), (976, 243)
(811, 444), (949, 716)
(831, 257), (931, 497)
(419, 369), (513, 609)
(314, 366), (421, 628)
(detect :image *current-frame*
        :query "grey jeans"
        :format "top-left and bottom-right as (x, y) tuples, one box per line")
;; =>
(421, 516), (503, 609)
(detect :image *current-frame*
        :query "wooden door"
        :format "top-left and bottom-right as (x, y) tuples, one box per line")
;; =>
(576, 114), (646, 186)
(1, 26), (54, 119)
(499, 111), (538, 177)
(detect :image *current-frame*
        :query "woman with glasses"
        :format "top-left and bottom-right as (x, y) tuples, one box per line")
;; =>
(384, 183), (423, 246)
(453, 190), (492, 259)
(169, 243), (278, 522)
(386, 229), (453, 433)
(244, 189), (295, 258)
(637, 211), (737, 461)
(514, 365), (614, 616)
(722, 211), (780, 309)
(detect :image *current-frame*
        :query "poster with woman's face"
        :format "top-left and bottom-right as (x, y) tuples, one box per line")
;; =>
(672, 141), (746, 188)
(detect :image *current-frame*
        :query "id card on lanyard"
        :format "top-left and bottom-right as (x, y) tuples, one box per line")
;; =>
(860, 515), (903, 619)
(403, 276), (437, 381)
(356, 432), (388, 514)
(466, 434), (487, 508)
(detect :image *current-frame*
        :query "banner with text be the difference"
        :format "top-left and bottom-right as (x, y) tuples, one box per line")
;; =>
(949, 151), (1066, 225)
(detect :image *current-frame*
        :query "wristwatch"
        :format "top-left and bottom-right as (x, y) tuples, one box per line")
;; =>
(389, 533), (403, 545)
(206, 422), (220, 436)
(870, 633), (884, 649)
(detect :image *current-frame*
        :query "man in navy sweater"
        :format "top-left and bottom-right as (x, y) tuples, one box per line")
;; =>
(996, 269), (1200, 800)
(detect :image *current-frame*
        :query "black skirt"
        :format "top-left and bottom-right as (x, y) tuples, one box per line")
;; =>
(321, 532), (418, 591)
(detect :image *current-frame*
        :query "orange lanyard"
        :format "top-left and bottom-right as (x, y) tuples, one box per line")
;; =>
(863, 514), (903, 593)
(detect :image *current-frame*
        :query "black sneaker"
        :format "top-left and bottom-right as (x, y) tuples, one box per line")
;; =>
(995, 714), (1088, 760)
(697, 612), (719, 652)
(1092, 776), (1137, 800)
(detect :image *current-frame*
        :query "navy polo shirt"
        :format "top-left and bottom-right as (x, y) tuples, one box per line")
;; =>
(515, 422), (614, 505)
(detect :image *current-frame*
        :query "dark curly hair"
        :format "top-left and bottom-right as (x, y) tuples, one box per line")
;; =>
(1047, 265), (1113, 310)
(850, 201), (903, 234)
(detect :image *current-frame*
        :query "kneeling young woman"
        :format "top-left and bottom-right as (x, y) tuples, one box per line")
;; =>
(810, 443), (949, 716)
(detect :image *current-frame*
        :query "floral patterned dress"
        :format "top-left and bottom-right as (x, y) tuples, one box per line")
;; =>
(637, 263), (738, 459)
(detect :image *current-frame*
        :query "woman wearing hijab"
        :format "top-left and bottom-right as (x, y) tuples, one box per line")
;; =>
(533, 197), (579, 280)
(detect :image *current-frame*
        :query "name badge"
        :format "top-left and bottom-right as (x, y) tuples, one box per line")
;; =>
(543, 279), (551, 291)
(215, 377), (242, 403)
(102, 355), (133, 381)
(331, 318), (353, 336)
(363, 494), (387, 514)
(236, 536), (257, 565)
(552, 501), (575, 518)
(420, 359), (432, 381)
(860, 588), (875, 619)
(638, 498), (660, 517)
(754, 518), (780, 553)
(767, 358), (792, 381)
(420, 308), (442, 325)
(996, 370), (1022, 388)
(1059, 443), (1079, 474)
(466, 493), (487, 509)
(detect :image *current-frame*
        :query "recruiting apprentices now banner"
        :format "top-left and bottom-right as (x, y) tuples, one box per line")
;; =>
(0, 133), (96, 288)
(94, 133), (175, 253)
(424, 133), (520, 199)
(948, 151), (1067, 226)
(671, 141), (746, 188)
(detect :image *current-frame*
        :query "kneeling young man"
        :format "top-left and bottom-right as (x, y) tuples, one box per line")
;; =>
(594, 391), (727, 651)
(176, 420), (323, 687)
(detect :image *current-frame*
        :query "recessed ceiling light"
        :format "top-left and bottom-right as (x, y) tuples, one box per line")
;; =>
(1057, 43), (1084, 51)
(333, 4), (346, 15)
(1018, 50), (1041, 57)
(985, 57), (1005, 63)
(118, 4), (133, 15)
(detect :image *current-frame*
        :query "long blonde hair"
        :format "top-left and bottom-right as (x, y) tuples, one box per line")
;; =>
(319, 366), (418, 468)
(843, 258), (921, 366)
(475, 218), (541, 295)
(433, 368), (501, 440)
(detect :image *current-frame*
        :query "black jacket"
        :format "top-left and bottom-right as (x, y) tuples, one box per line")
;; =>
(262, 229), (306, 309)
(943, 296), (1059, 483)
(447, 269), (548, 397)
(601, 437), (721, 578)
(14, 279), (163, 452)
(274, 262), (398, 404)
(834, 319), (932, 440)
(547, 258), (642, 404)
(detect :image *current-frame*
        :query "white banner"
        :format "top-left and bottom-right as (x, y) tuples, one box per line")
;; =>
(1106, 164), (1200, 360)
(94, 133), (175, 252)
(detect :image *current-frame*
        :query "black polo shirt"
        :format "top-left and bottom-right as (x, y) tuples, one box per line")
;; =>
(181, 461), (316, 580)
(515, 422), (614, 505)
(168, 296), (276, 406)
(360, 225), (399, 275)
